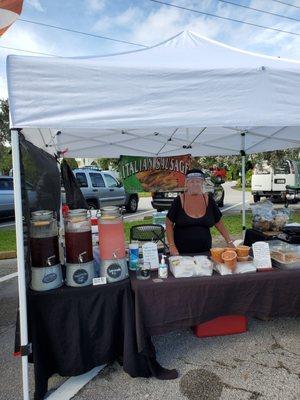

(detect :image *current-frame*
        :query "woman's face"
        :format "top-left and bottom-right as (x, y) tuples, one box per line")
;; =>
(186, 177), (204, 195)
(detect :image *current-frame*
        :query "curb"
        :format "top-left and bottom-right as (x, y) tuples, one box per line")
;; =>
(0, 251), (17, 260)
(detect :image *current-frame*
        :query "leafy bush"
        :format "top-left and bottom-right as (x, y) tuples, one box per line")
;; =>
(236, 169), (253, 188)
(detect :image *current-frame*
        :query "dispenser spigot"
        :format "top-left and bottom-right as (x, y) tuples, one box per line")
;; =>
(47, 255), (56, 266)
(78, 251), (87, 263)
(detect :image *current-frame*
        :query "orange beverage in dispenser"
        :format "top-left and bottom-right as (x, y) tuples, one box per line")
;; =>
(98, 220), (126, 260)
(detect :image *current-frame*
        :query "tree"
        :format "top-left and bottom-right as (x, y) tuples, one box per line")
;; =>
(0, 99), (12, 175)
(0, 99), (10, 146)
(64, 158), (78, 169)
(95, 158), (119, 170)
(0, 146), (12, 175)
(249, 149), (300, 168)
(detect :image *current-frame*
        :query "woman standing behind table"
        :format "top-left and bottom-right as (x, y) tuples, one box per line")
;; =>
(166, 169), (234, 255)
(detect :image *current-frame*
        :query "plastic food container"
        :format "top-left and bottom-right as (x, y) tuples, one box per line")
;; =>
(236, 246), (250, 258)
(210, 248), (225, 263)
(269, 240), (300, 269)
(221, 250), (237, 270)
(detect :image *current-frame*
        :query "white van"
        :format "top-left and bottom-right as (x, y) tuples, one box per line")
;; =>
(251, 160), (300, 202)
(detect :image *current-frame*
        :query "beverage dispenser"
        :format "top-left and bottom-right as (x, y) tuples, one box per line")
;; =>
(65, 209), (95, 287)
(30, 210), (63, 291)
(98, 206), (128, 282)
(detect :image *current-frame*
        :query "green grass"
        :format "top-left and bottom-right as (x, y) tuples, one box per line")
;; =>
(1, 212), (300, 252)
(0, 229), (16, 252)
(211, 213), (252, 236)
(138, 192), (151, 197)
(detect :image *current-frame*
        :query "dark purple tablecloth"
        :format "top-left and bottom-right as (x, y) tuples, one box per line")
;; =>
(130, 269), (300, 353)
(27, 279), (152, 400)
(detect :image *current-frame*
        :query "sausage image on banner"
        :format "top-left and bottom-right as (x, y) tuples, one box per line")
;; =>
(136, 170), (181, 191)
(119, 154), (191, 193)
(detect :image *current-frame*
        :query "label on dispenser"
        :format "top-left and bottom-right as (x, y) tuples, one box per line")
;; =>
(107, 263), (122, 279)
(42, 273), (57, 283)
(73, 269), (89, 284)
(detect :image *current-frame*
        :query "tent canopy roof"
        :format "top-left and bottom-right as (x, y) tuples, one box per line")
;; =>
(6, 30), (300, 157)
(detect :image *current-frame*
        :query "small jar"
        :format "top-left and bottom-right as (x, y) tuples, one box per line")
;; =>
(136, 261), (151, 280)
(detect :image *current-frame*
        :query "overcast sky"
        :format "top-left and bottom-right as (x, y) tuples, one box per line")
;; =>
(1, 0), (300, 97)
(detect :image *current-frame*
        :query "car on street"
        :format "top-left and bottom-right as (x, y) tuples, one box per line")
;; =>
(0, 175), (37, 218)
(72, 167), (139, 213)
(0, 176), (14, 218)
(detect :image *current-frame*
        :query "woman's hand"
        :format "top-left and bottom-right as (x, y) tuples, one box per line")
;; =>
(169, 244), (179, 256)
(226, 240), (235, 248)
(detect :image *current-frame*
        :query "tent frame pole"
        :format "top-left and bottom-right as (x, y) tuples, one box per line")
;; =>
(241, 132), (246, 236)
(11, 128), (30, 400)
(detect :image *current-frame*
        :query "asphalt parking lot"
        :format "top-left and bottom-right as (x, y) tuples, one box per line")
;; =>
(72, 318), (300, 400)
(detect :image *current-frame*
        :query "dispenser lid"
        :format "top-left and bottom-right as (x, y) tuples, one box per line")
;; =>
(68, 209), (88, 219)
(31, 210), (53, 221)
(99, 206), (121, 220)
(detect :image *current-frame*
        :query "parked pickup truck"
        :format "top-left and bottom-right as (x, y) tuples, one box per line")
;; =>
(251, 160), (300, 203)
(72, 168), (139, 213)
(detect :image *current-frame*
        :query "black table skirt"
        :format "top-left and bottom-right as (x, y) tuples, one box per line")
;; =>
(130, 269), (300, 354)
(27, 279), (152, 400)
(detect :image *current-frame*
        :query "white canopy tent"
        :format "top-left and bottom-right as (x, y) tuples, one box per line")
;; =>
(6, 30), (300, 399)
(7, 30), (300, 157)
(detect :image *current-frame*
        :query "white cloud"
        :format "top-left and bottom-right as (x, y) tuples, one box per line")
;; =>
(0, 24), (54, 55)
(115, 7), (142, 26)
(27, 0), (44, 12)
(92, 15), (112, 32)
(92, 7), (143, 33)
(85, 0), (107, 12)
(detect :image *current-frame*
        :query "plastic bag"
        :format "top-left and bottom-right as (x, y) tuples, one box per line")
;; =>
(251, 200), (290, 231)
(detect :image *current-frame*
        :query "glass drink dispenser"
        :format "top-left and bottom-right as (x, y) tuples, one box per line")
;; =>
(98, 206), (126, 259)
(65, 209), (93, 264)
(30, 210), (59, 267)
(30, 210), (62, 291)
(65, 209), (94, 287)
(98, 206), (128, 282)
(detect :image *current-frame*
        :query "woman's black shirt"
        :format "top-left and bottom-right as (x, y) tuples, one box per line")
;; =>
(167, 193), (222, 254)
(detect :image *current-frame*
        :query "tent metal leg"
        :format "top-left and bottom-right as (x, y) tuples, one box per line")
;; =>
(241, 133), (246, 238)
(11, 128), (30, 400)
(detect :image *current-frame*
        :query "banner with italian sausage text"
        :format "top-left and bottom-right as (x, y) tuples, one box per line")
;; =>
(119, 155), (191, 193)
